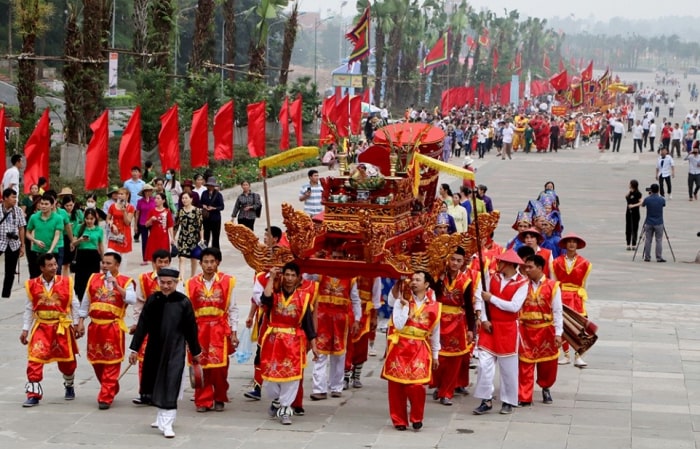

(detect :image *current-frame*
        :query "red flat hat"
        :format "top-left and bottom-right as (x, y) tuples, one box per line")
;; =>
(558, 233), (586, 249)
(495, 249), (524, 265)
(517, 227), (544, 245)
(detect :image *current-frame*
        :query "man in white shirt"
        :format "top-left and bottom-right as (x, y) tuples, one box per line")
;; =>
(671, 123), (683, 158)
(656, 147), (675, 198)
(649, 119), (657, 152)
(2, 154), (23, 194)
(642, 117), (651, 149)
(684, 146), (700, 201)
(502, 120), (515, 160)
(611, 119), (625, 152)
(632, 120), (644, 153)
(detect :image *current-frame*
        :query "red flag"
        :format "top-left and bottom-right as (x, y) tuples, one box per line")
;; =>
(289, 95), (303, 147)
(478, 28), (489, 47)
(118, 106), (142, 182)
(492, 48), (499, 71)
(346, 6), (371, 64)
(335, 95), (350, 138)
(190, 104), (209, 168)
(543, 53), (551, 74)
(214, 101), (234, 160)
(23, 108), (50, 194)
(350, 95), (362, 135)
(466, 36), (476, 51)
(421, 31), (451, 74)
(0, 108), (6, 175)
(247, 101), (266, 158)
(571, 83), (584, 107)
(361, 89), (369, 103)
(558, 59), (565, 73)
(581, 60), (593, 81)
(511, 51), (522, 74)
(278, 96), (290, 151)
(159, 104), (180, 171)
(549, 70), (569, 91)
(85, 110), (109, 190)
(319, 95), (336, 144)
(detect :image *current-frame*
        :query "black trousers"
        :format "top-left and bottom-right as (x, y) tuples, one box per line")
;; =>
(634, 139), (643, 153)
(625, 209), (640, 246)
(671, 139), (681, 157)
(659, 175), (672, 196)
(203, 220), (221, 249)
(688, 173), (700, 199)
(0, 245), (20, 298)
(612, 133), (622, 152)
(237, 217), (255, 231)
(643, 130), (649, 147)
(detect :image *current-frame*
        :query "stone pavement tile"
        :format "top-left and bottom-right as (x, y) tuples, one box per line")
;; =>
(373, 429), (443, 447)
(631, 436), (695, 449)
(570, 407), (631, 428)
(679, 350), (700, 362)
(439, 433), (507, 449)
(632, 403), (690, 414)
(509, 406), (573, 425)
(306, 431), (379, 448)
(574, 393), (631, 404)
(565, 433), (631, 449)
(677, 328), (700, 340)
(574, 400), (631, 411)
(631, 411), (693, 439)
(577, 382), (632, 396)
(500, 422), (570, 449)
(631, 389), (689, 405)
(241, 428), (316, 446)
(632, 371), (684, 380)
(679, 340), (700, 351)
(633, 378), (686, 393)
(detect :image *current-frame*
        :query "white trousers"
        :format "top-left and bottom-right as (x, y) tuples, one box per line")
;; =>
(153, 408), (177, 433)
(312, 353), (346, 393)
(473, 350), (519, 406)
(265, 381), (300, 407)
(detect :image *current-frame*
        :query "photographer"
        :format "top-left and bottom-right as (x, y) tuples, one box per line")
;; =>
(637, 184), (666, 262)
(0, 188), (26, 297)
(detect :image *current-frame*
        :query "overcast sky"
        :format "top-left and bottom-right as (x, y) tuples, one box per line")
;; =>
(306, 0), (698, 21)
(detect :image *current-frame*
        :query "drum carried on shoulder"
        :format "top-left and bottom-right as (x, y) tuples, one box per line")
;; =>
(562, 304), (598, 356)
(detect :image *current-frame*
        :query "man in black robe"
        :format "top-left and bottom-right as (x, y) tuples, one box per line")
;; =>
(129, 268), (201, 438)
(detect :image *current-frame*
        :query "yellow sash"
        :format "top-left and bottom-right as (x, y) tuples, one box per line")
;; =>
(35, 311), (73, 335)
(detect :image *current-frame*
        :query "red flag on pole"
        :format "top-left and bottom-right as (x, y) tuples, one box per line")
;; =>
(581, 60), (593, 81)
(492, 48), (499, 71)
(420, 31), (451, 75)
(513, 51), (522, 75)
(190, 104), (209, 168)
(23, 108), (50, 194)
(118, 105), (142, 182)
(289, 95), (303, 147)
(335, 95), (350, 138)
(214, 100), (234, 160)
(84, 110), (109, 190)
(549, 70), (569, 91)
(0, 108), (6, 175)
(345, 6), (371, 64)
(278, 96), (290, 151)
(478, 28), (489, 47)
(466, 36), (476, 51)
(159, 104), (180, 171)
(247, 101), (266, 158)
(558, 59), (565, 73)
(350, 95), (362, 135)
(543, 53), (551, 75)
(319, 95), (336, 144)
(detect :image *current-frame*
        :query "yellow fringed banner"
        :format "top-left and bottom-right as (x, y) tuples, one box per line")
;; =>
(259, 146), (320, 170)
(411, 153), (476, 196)
(607, 83), (630, 93)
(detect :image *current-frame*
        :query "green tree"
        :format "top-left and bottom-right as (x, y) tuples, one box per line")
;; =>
(189, 0), (216, 73)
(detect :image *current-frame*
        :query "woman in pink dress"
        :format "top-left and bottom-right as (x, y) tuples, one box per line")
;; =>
(106, 188), (136, 255)
(144, 192), (174, 262)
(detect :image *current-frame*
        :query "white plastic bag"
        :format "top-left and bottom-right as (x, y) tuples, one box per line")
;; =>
(235, 327), (254, 364)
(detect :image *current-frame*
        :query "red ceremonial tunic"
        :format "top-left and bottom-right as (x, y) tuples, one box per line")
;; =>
(382, 292), (440, 384)
(536, 247), (553, 278)
(353, 277), (376, 343)
(186, 273), (236, 369)
(437, 272), (472, 356)
(316, 276), (355, 355)
(478, 273), (527, 357)
(252, 272), (271, 345)
(518, 278), (560, 363)
(25, 275), (78, 363)
(86, 273), (133, 364)
(260, 280), (318, 382)
(552, 255), (592, 315)
(136, 272), (160, 362)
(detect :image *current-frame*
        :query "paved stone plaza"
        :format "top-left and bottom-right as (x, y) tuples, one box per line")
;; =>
(2, 72), (700, 448)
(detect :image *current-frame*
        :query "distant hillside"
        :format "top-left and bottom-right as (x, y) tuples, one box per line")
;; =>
(547, 15), (700, 41)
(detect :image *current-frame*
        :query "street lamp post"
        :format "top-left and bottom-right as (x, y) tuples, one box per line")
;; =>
(174, 5), (197, 77)
(314, 16), (334, 87)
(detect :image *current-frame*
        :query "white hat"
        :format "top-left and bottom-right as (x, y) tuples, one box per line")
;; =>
(463, 156), (475, 166)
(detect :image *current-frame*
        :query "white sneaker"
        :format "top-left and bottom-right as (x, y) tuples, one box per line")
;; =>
(163, 427), (175, 438)
(558, 352), (571, 365)
(669, 194), (673, 200)
(368, 346), (377, 357)
(574, 354), (588, 368)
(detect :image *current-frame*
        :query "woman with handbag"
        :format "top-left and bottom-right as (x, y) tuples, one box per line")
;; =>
(200, 177), (225, 248)
(145, 192), (175, 263)
(231, 180), (261, 231)
(106, 188), (135, 261)
(71, 209), (104, 302)
(175, 191), (204, 278)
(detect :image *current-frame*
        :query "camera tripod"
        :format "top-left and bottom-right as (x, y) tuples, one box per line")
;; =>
(632, 225), (676, 262)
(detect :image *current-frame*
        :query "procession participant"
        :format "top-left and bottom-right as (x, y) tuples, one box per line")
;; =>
(472, 249), (528, 415)
(518, 254), (563, 406)
(383, 271), (441, 431)
(128, 268), (201, 439)
(506, 211), (532, 251)
(20, 253), (81, 407)
(310, 274), (361, 400)
(259, 263), (319, 425)
(185, 247), (238, 412)
(344, 276), (381, 389)
(552, 233), (592, 368)
(432, 248), (475, 406)
(78, 252), (136, 409)
(518, 228), (553, 278)
(131, 248), (177, 405)
(539, 214), (562, 258)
